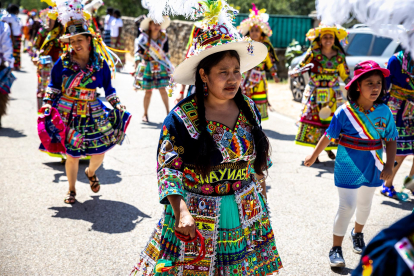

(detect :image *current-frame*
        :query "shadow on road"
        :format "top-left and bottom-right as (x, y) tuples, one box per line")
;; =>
(142, 121), (163, 129)
(301, 160), (335, 177)
(331, 267), (354, 275)
(43, 161), (122, 185)
(49, 196), (151, 233)
(263, 129), (295, 141)
(381, 199), (414, 211)
(0, 127), (27, 138)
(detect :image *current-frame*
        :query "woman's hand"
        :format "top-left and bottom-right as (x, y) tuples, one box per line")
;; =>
(304, 155), (317, 167)
(42, 103), (52, 110)
(116, 104), (126, 110)
(175, 211), (196, 239)
(380, 164), (393, 181)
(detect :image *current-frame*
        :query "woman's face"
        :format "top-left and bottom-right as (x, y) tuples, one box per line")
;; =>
(69, 35), (91, 55)
(200, 54), (242, 100)
(320, 33), (335, 49)
(358, 74), (383, 103)
(149, 21), (161, 33)
(249, 25), (262, 41)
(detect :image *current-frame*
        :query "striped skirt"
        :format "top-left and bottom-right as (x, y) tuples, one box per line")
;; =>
(111, 37), (126, 70)
(134, 61), (170, 90)
(13, 35), (22, 69)
(103, 30), (111, 46)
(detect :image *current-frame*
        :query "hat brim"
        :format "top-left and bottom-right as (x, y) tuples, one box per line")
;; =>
(140, 16), (170, 31)
(307, 27), (348, 41)
(173, 41), (268, 85)
(59, 32), (97, 43)
(345, 68), (390, 90)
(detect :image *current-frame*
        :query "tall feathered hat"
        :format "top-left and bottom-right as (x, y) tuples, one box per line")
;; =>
(150, 0), (267, 85)
(238, 3), (272, 37)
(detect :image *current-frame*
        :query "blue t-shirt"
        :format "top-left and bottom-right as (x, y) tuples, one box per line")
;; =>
(325, 102), (398, 189)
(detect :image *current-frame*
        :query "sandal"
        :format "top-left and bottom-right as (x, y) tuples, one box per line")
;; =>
(142, 115), (149, 123)
(381, 184), (409, 201)
(64, 191), (76, 204)
(326, 150), (336, 160)
(85, 168), (101, 193)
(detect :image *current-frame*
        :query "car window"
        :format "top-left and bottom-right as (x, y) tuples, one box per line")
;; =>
(346, 34), (373, 56)
(371, 36), (392, 56)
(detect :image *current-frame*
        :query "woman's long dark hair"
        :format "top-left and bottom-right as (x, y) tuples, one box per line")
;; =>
(194, 50), (271, 177)
(347, 70), (386, 104)
(80, 34), (95, 62)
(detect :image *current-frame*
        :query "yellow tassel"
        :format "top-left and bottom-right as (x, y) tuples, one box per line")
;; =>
(155, 263), (165, 273)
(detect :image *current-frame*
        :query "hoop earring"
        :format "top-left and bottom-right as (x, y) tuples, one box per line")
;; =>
(203, 82), (208, 97)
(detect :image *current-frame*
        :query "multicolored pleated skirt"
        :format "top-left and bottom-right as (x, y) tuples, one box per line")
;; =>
(110, 37), (126, 70)
(134, 61), (170, 90)
(131, 182), (282, 276)
(295, 85), (338, 150)
(13, 35), (22, 69)
(385, 85), (414, 155)
(39, 95), (131, 158)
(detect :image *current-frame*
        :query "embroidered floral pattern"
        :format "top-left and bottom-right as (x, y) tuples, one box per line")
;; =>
(201, 184), (214, 195)
(172, 157), (183, 169)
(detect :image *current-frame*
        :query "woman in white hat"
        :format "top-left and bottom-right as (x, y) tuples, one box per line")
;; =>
(134, 15), (171, 122)
(238, 3), (280, 121)
(290, 24), (351, 163)
(39, 0), (131, 204)
(131, 1), (282, 275)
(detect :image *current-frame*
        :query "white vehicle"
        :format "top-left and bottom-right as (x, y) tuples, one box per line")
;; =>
(288, 26), (403, 102)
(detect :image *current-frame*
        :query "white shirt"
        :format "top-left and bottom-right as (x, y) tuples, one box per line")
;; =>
(104, 14), (114, 31)
(0, 22), (14, 67)
(110, 18), (123, 37)
(2, 14), (21, 36)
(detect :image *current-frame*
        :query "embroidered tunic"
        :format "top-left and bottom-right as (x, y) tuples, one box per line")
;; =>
(242, 39), (277, 121)
(132, 94), (282, 276)
(134, 31), (170, 90)
(325, 102), (398, 188)
(385, 52), (414, 155)
(295, 41), (351, 149)
(40, 51), (131, 158)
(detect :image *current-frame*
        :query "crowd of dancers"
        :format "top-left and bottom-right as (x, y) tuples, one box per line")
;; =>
(0, 0), (413, 275)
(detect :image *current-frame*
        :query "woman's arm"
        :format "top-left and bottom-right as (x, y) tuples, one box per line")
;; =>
(381, 140), (397, 181)
(255, 174), (267, 199)
(304, 135), (331, 166)
(167, 195), (196, 238)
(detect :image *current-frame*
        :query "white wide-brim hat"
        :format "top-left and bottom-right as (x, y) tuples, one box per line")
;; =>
(140, 16), (171, 31)
(173, 40), (268, 85)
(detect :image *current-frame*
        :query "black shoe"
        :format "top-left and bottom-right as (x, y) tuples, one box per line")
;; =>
(329, 246), (345, 267)
(350, 228), (365, 254)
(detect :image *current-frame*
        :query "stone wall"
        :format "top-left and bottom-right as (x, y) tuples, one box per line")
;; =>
(122, 16), (288, 79)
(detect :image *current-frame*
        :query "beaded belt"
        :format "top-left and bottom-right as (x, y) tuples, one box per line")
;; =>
(64, 87), (96, 101)
(339, 134), (382, 151)
(390, 84), (414, 102)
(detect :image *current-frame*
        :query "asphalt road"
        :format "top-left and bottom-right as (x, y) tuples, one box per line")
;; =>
(0, 53), (413, 276)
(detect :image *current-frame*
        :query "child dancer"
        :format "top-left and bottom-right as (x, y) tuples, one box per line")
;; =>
(304, 61), (398, 267)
